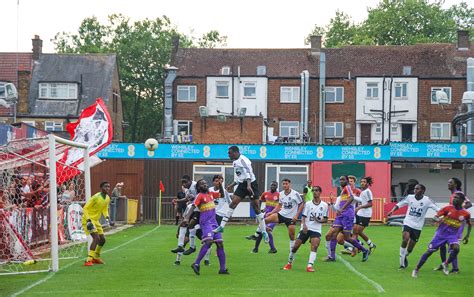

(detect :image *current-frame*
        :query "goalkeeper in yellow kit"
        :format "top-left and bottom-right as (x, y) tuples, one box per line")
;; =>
(82, 181), (112, 266)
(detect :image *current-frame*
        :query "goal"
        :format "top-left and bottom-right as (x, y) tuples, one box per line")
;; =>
(0, 134), (91, 275)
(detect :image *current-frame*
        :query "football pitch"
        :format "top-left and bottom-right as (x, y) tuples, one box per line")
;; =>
(2, 224), (473, 297)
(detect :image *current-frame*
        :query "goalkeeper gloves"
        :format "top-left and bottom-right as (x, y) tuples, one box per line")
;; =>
(86, 219), (95, 231)
(106, 216), (114, 227)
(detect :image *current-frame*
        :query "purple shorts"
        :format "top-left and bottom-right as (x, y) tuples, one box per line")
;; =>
(333, 215), (354, 232)
(428, 231), (459, 250)
(457, 223), (465, 240)
(201, 223), (223, 243)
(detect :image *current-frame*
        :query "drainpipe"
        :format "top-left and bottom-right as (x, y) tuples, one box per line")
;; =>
(300, 71), (305, 143)
(381, 76), (386, 143)
(164, 66), (178, 141)
(319, 53), (326, 143)
(303, 70), (310, 142)
(467, 58), (474, 142)
(388, 76), (393, 143)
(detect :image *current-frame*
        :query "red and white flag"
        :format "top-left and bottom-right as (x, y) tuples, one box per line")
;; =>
(57, 98), (112, 184)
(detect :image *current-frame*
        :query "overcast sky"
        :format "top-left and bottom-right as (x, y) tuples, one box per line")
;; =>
(2, 0), (466, 53)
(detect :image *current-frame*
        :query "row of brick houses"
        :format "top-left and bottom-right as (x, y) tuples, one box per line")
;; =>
(168, 31), (473, 145)
(0, 36), (124, 141)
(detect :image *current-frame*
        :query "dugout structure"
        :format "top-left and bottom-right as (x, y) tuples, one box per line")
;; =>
(0, 134), (91, 275)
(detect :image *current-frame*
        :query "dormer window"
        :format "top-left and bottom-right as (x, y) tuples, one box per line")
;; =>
(220, 66), (231, 76)
(39, 83), (78, 99)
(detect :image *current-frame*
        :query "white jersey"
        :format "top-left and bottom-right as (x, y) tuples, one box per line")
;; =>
(209, 186), (231, 217)
(278, 189), (303, 219)
(397, 195), (440, 230)
(302, 200), (328, 233)
(233, 154), (256, 183)
(356, 188), (373, 218)
(184, 181), (197, 201)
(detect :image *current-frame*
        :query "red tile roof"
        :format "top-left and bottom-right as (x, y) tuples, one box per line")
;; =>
(173, 44), (473, 79)
(0, 53), (33, 84)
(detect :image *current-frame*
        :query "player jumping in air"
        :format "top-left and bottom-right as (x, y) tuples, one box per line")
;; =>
(213, 146), (268, 243)
(433, 177), (472, 273)
(412, 192), (471, 278)
(283, 185), (328, 272)
(246, 181), (280, 253)
(186, 179), (228, 275)
(387, 184), (440, 269)
(82, 181), (112, 266)
(264, 178), (304, 257)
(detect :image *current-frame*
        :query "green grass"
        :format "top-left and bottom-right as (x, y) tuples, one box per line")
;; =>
(1, 224), (473, 297)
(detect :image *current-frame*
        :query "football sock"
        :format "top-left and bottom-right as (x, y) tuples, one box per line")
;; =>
(216, 246), (226, 271)
(94, 245), (103, 258)
(269, 232), (275, 250)
(86, 250), (95, 262)
(446, 248), (459, 264)
(416, 251), (433, 270)
(452, 256), (459, 271)
(176, 252), (183, 262)
(326, 240), (331, 257)
(194, 242), (211, 265)
(204, 246), (212, 261)
(178, 227), (187, 247)
(308, 251), (317, 266)
(290, 240), (295, 251)
(330, 239), (337, 259)
(220, 208), (235, 228)
(367, 239), (374, 247)
(348, 238), (367, 252)
(400, 247), (407, 267)
(256, 213), (266, 235)
(255, 234), (263, 249)
(288, 251), (295, 263)
(439, 244), (447, 263)
(189, 228), (197, 248)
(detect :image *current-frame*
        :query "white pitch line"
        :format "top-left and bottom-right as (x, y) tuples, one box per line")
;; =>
(339, 257), (385, 293)
(12, 225), (160, 297)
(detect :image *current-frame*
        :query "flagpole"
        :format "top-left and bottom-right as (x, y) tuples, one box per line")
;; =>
(158, 189), (162, 226)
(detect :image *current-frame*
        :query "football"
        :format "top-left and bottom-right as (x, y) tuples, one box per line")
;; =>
(144, 138), (158, 151)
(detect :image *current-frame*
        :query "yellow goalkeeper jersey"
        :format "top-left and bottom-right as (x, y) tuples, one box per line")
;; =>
(83, 192), (110, 222)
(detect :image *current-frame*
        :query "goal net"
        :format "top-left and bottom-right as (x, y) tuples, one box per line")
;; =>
(0, 135), (91, 275)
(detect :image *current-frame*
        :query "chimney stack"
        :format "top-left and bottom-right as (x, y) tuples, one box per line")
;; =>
(32, 35), (43, 60)
(310, 35), (322, 56)
(170, 35), (180, 64)
(457, 30), (470, 51)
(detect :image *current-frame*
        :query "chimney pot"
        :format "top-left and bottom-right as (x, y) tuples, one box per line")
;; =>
(310, 35), (322, 55)
(457, 30), (470, 50)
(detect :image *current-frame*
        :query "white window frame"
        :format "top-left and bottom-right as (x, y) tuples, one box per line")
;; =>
(177, 85), (197, 102)
(216, 81), (229, 98)
(176, 120), (192, 136)
(325, 86), (344, 103)
(366, 82), (379, 99)
(279, 121), (300, 138)
(430, 122), (451, 140)
(394, 82), (408, 99)
(265, 164), (309, 193)
(44, 121), (63, 132)
(39, 83), (78, 99)
(375, 123), (382, 134)
(243, 82), (256, 99)
(325, 122), (344, 138)
(221, 66), (231, 75)
(431, 87), (452, 104)
(280, 86), (300, 103)
(391, 123), (398, 133)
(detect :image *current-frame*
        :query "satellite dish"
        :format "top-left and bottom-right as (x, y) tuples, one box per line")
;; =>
(462, 91), (474, 104)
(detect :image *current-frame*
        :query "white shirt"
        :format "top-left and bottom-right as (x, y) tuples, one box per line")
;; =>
(233, 154), (256, 183)
(209, 186), (232, 217)
(356, 188), (373, 218)
(302, 200), (328, 233)
(184, 181), (197, 201)
(278, 189), (303, 219)
(396, 195), (440, 230)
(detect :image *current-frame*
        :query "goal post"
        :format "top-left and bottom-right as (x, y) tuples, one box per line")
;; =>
(0, 134), (92, 275)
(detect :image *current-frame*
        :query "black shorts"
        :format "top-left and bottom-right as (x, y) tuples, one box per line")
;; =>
(234, 180), (260, 200)
(403, 225), (421, 242)
(216, 214), (223, 225)
(177, 201), (187, 214)
(278, 213), (295, 227)
(297, 230), (321, 244)
(355, 215), (371, 227)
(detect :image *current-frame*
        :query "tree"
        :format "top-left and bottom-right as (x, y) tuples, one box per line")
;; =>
(307, 0), (473, 47)
(53, 14), (227, 142)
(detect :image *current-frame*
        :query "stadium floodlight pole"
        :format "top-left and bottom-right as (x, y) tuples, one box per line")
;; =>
(49, 134), (89, 272)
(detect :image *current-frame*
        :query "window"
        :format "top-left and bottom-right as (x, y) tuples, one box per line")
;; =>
(177, 121), (192, 136)
(243, 82), (256, 98)
(177, 85), (197, 102)
(375, 123), (382, 134)
(265, 164), (309, 193)
(44, 121), (63, 132)
(280, 87), (300, 103)
(394, 82), (408, 99)
(431, 123), (451, 140)
(193, 164), (234, 192)
(431, 87), (452, 104)
(279, 121), (299, 138)
(325, 122), (343, 138)
(366, 82), (379, 99)
(39, 83), (77, 99)
(216, 81), (229, 98)
(391, 124), (398, 133)
(220, 66), (231, 75)
(325, 87), (344, 103)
